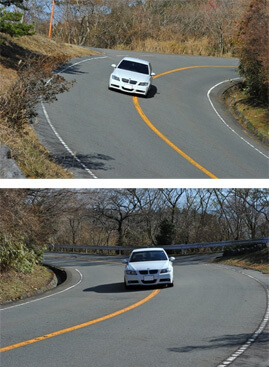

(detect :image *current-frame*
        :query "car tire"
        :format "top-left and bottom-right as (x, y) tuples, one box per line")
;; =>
(167, 282), (174, 287)
(145, 85), (152, 98)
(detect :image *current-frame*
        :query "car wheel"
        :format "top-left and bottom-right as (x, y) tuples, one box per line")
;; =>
(145, 85), (151, 98)
(167, 282), (174, 287)
(124, 279), (130, 289)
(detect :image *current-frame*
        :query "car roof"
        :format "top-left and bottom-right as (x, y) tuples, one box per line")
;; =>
(120, 57), (150, 66)
(132, 248), (165, 253)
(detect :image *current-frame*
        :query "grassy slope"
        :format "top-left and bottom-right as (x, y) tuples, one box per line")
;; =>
(0, 33), (99, 178)
(213, 249), (269, 274)
(0, 265), (53, 303)
(224, 86), (268, 144)
(0, 33), (99, 94)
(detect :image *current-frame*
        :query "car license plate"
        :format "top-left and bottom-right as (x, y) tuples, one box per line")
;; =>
(124, 84), (133, 90)
(144, 275), (154, 281)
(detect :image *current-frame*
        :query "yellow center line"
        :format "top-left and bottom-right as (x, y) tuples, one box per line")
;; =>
(1, 289), (160, 353)
(133, 65), (235, 179)
(154, 65), (233, 79)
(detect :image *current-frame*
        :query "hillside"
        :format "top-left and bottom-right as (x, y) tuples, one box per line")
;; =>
(0, 33), (99, 93)
(0, 33), (99, 178)
(214, 248), (269, 274)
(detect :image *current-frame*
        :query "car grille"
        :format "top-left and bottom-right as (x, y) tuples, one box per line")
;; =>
(139, 270), (158, 275)
(122, 78), (137, 85)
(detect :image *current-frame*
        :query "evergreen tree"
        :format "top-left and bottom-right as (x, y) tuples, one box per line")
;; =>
(0, 1), (27, 9)
(0, 0), (34, 36)
(156, 218), (176, 246)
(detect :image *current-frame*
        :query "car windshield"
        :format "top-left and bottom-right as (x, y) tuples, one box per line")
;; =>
(130, 251), (167, 262)
(118, 60), (149, 75)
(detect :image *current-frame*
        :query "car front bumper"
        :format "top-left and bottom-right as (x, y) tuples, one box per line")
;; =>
(109, 79), (149, 96)
(124, 272), (173, 286)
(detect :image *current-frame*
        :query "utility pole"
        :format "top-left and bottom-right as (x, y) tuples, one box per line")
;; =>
(48, 0), (55, 38)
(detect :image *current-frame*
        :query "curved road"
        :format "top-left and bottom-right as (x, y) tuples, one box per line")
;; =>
(36, 49), (268, 179)
(1, 253), (268, 367)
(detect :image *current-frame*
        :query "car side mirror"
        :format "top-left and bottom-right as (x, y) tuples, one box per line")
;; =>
(111, 64), (116, 68)
(169, 257), (175, 262)
(122, 259), (128, 264)
(151, 72), (156, 76)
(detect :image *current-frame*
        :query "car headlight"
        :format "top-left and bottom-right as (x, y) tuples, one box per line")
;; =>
(138, 82), (149, 86)
(160, 268), (171, 273)
(126, 270), (137, 275)
(112, 75), (120, 81)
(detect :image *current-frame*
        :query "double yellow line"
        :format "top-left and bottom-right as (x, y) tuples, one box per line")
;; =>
(133, 66), (235, 179)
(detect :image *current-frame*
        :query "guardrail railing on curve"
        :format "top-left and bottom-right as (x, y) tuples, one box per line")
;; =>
(48, 238), (269, 256)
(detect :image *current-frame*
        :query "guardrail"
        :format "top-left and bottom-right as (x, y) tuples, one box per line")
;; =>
(48, 238), (269, 256)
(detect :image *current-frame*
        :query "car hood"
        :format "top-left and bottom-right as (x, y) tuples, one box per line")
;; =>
(112, 69), (150, 82)
(127, 260), (169, 271)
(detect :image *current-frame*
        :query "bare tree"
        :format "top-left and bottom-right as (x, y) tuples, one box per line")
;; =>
(159, 188), (185, 224)
(212, 189), (268, 240)
(90, 189), (139, 246)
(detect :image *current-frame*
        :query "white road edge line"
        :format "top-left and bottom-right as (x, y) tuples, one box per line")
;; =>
(216, 266), (269, 367)
(0, 268), (83, 311)
(41, 56), (108, 179)
(207, 79), (269, 160)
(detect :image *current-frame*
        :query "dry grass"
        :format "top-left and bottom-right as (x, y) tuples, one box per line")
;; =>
(213, 249), (269, 274)
(0, 265), (53, 304)
(117, 36), (233, 57)
(227, 88), (268, 140)
(0, 121), (73, 178)
(12, 33), (100, 59)
(0, 33), (99, 178)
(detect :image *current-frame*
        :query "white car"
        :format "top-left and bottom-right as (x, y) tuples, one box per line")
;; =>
(108, 57), (155, 96)
(123, 248), (175, 288)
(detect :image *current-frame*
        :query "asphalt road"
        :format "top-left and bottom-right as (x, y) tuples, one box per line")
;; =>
(1, 253), (268, 367)
(35, 49), (268, 179)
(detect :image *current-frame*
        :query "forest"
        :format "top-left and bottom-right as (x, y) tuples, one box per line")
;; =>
(0, 188), (268, 273)
(18, 0), (250, 55)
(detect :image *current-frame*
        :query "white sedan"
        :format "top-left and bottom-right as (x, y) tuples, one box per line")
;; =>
(123, 248), (175, 288)
(108, 57), (155, 96)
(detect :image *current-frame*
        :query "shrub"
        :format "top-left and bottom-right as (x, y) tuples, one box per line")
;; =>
(0, 55), (73, 129)
(0, 8), (35, 37)
(0, 236), (43, 273)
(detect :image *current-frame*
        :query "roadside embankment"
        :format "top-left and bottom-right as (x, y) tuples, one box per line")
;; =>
(0, 264), (66, 305)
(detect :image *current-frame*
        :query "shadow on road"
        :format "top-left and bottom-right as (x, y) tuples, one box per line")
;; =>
(168, 332), (269, 353)
(84, 282), (131, 293)
(51, 152), (115, 172)
(83, 282), (164, 294)
(56, 63), (88, 75)
(146, 85), (158, 99)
